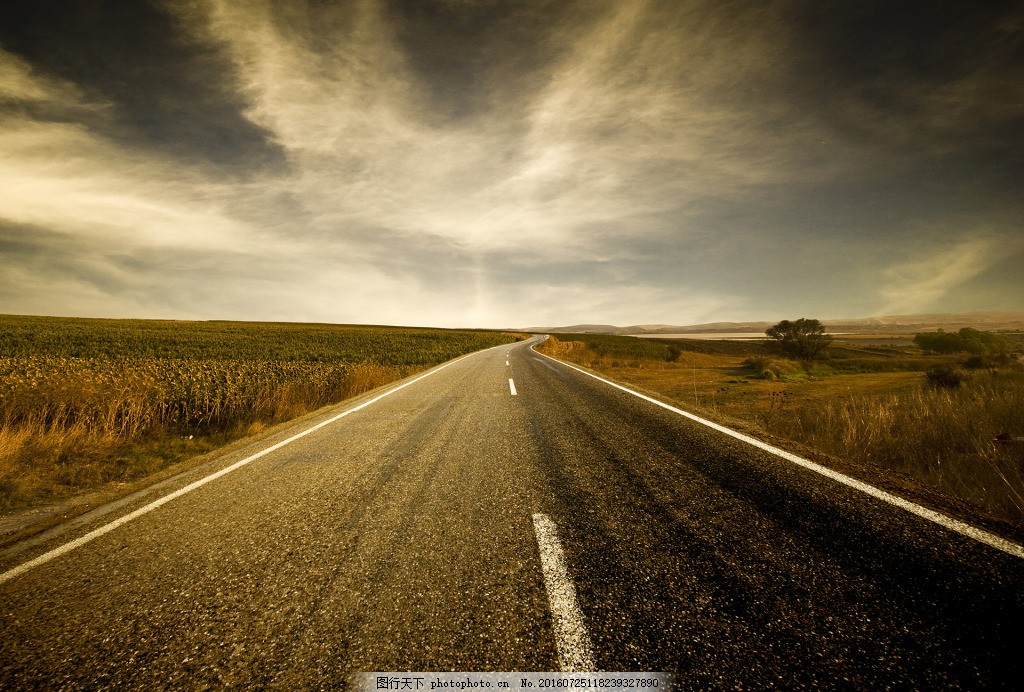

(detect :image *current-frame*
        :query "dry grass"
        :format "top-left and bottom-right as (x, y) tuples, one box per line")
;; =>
(539, 335), (1024, 526)
(0, 362), (411, 507)
(774, 374), (1024, 518)
(0, 361), (407, 511)
(0, 421), (226, 510)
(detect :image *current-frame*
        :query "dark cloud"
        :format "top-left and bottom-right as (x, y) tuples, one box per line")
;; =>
(793, 0), (1021, 86)
(0, 0), (285, 171)
(383, 0), (585, 120)
(787, 0), (1024, 157)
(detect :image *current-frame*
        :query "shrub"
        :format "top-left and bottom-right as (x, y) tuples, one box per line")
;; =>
(743, 356), (774, 379)
(742, 357), (808, 381)
(926, 365), (964, 388)
(963, 355), (985, 369)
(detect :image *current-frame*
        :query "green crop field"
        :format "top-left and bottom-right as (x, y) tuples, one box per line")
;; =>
(0, 315), (522, 511)
(0, 315), (515, 364)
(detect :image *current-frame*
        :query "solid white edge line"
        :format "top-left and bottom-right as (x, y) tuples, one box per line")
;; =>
(532, 513), (596, 672)
(532, 345), (1024, 560)
(0, 348), (488, 587)
(509, 378), (518, 396)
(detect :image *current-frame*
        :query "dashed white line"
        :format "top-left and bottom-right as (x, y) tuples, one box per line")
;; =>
(532, 347), (1024, 560)
(509, 378), (517, 396)
(532, 513), (595, 672)
(0, 350), (483, 587)
(506, 360), (510, 366)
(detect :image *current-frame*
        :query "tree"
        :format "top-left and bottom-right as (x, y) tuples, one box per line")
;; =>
(765, 318), (832, 360)
(914, 327), (1013, 355)
(912, 329), (962, 354)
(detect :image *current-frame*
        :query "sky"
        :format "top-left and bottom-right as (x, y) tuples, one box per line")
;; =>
(1, 0), (1022, 329)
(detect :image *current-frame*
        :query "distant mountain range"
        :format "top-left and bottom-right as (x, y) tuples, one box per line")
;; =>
(526, 311), (1024, 335)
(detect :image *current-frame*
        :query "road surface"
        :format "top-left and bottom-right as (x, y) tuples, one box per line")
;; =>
(2, 336), (1022, 688)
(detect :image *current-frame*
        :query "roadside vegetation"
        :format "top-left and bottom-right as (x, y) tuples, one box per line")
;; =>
(0, 315), (522, 511)
(538, 328), (1024, 527)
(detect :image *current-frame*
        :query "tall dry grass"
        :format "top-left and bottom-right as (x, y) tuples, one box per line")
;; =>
(0, 359), (415, 510)
(765, 371), (1024, 522)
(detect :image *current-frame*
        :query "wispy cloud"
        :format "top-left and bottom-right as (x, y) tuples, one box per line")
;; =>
(0, 50), (80, 103)
(877, 234), (1018, 315)
(174, 0), (848, 254)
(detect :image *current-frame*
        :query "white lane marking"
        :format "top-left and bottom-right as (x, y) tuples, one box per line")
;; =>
(0, 350), (486, 587)
(532, 513), (596, 672)
(506, 360), (510, 366)
(532, 348), (1024, 560)
(509, 378), (518, 396)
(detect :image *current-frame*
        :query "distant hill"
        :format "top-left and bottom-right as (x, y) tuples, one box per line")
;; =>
(821, 312), (1024, 332)
(623, 321), (773, 335)
(527, 324), (629, 335)
(527, 311), (1024, 335)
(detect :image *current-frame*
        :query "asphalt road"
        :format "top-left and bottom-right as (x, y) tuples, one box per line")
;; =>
(2, 336), (1022, 688)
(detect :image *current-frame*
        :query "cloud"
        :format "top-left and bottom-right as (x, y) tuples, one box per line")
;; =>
(0, 0), (283, 168)
(0, 50), (80, 103)
(499, 282), (744, 329)
(783, 1), (1024, 165)
(0, 121), (250, 253)
(876, 234), (1020, 315)
(170, 0), (851, 256)
(0, 1), (1021, 327)
(0, 48), (262, 253)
